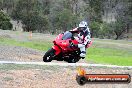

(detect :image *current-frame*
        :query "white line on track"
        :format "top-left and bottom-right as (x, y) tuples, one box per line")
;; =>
(0, 61), (132, 69)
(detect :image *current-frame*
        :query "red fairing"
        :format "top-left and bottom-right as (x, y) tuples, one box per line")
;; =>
(52, 45), (61, 55)
(52, 32), (92, 56)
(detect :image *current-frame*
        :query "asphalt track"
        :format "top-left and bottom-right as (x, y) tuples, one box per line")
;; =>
(0, 61), (132, 69)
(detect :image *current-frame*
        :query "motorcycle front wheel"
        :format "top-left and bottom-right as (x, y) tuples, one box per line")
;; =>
(43, 48), (55, 62)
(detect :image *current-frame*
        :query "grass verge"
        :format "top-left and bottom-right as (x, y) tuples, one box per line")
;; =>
(0, 37), (52, 51)
(86, 47), (132, 66)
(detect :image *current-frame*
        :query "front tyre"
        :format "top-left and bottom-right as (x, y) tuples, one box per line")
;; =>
(43, 48), (55, 62)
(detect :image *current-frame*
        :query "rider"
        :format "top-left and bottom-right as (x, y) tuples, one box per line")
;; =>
(70, 21), (91, 58)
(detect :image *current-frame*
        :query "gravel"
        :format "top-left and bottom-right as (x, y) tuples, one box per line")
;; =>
(0, 67), (131, 88)
(0, 45), (44, 62)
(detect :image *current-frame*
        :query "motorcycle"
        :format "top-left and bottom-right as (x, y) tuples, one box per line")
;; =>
(43, 31), (92, 63)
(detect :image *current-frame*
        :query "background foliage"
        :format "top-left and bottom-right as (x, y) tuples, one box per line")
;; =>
(0, 11), (12, 30)
(0, 0), (132, 39)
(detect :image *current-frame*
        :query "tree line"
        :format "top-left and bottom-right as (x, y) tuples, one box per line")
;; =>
(0, 0), (132, 39)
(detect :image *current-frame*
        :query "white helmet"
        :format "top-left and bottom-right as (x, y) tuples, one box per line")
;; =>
(78, 21), (88, 31)
(79, 21), (88, 28)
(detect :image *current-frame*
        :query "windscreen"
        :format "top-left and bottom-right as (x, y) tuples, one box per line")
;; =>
(62, 31), (72, 40)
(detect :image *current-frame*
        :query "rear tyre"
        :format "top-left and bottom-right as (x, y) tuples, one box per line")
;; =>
(43, 48), (55, 62)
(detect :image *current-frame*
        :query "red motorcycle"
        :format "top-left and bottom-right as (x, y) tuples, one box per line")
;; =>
(43, 31), (92, 63)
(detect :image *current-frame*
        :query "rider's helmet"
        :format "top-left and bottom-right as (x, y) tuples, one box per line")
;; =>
(78, 21), (88, 32)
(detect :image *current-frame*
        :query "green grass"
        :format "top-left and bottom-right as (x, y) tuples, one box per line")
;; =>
(0, 37), (52, 51)
(86, 47), (132, 66)
(85, 38), (132, 66)
(0, 37), (132, 66)
(86, 38), (132, 66)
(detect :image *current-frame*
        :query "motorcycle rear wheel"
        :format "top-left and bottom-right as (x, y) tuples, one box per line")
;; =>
(43, 48), (55, 62)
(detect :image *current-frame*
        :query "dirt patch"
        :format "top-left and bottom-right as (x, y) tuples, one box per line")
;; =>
(0, 67), (131, 88)
(0, 45), (43, 62)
